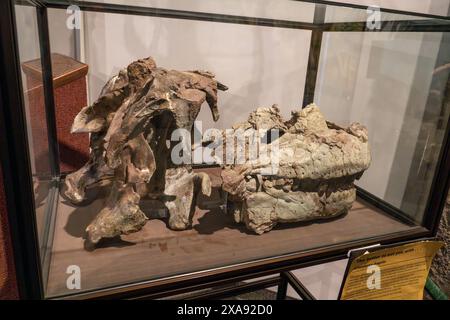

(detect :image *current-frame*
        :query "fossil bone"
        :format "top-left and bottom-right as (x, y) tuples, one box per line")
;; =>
(64, 57), (227, 244)
(222, 104), (371, 234)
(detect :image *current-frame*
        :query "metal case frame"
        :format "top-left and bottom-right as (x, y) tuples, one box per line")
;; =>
(1, 0), (449, 299)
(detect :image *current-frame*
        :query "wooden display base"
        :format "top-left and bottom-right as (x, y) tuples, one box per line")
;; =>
(45, 169), (418, 297)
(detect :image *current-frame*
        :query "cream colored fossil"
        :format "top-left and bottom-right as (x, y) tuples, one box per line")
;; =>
(222, 104), (371, 234)
(64, 57), (227, 244)
(65, 57), (370, 243)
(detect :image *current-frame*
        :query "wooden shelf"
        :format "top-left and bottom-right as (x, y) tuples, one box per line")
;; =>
(46, 168), (418, 297)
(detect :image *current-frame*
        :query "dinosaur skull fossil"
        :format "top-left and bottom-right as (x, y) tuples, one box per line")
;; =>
(64, 57), (227, 244)
(222, 104), (371, 234)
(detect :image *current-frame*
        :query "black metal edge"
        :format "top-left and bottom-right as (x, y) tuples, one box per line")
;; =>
(192, 163), (222, 170)
(421, 18), (450, 235)
(38, 180), (55, 259)
(50, 227), (428, 300)
(41, 0), (450, 22)
(8, 0), (448, 300)
(293, 0), (450, 22)
(423, 104), (450, 235)
(182, 276), (281, 300)
(0, 0), (44, 300)
(392, 22), (450, 227)
(42, 0), (318, 31)
(36, 6), (60, 176)
(283, 271), (316, 300)
(323, 20), (450, 32)
(40, 183), (59, 293)
(303, 4), (325, 107)
(34, 4), (61, 291)
(15, 0), (44, 7)
(276, 275), (288, 300)
(30, 0), (46, 7)
(355, 187), (418, 226)
(336, 245), (353, 300)
(131, 275), (280, 301)
(34, 0), (450, 33)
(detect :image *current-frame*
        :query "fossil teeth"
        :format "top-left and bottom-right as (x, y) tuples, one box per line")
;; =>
(222, 104), (371, 234)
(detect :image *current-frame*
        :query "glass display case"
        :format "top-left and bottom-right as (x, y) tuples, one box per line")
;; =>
(1, 0), (449, 299)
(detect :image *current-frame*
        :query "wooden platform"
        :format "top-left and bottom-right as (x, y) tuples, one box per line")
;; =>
(46, 169), (417, 297)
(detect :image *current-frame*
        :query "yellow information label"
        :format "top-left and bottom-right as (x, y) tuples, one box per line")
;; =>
(340, 241), (443, 300)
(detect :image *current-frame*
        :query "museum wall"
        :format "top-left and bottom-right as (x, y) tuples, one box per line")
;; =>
(14, 6), (76, 175)
(315, 32), (443, 207)
(337, 0), (450, 15)
(82, 9), (312, 127)
(79, 0), (447, 210)
(10, 0), (449, 214)
(12, 1), (449, 209)
(1, 0), (448, 300)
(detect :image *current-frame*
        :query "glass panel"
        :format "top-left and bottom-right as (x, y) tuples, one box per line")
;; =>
(71, 0), (450, 24)
(82, 11), (311, 130)
(289, 259), (348, 300)
(315, 31), (450, 223)
(74, 0), (315, 22)
(32, 0), (449, 299)
(324, 0), (450, 23)
(46, 9), (90, 174)
(162, 281), (279, 300)
(325, 5), (431, 23)
(285, 284), (302, 300)
(14, 3), (54, 263)
(223, 286), (279, 300)
(46, 8), (318, 297)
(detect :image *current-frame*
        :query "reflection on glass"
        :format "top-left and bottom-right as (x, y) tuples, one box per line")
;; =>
(315, 31), (450, 223)
(14, 4), (53, 257)
(78, 0), (315, 22)
(15, 0), (448, 299)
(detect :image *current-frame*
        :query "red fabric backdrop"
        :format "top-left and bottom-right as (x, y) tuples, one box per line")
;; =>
(0, 166), (19, 299)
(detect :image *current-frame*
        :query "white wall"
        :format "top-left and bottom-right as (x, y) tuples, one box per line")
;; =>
(13, 6), (76, 176)
(85, 0), (315, 22)
(15, 0), (448, 300)
(82, 10), (311, 130)
(42, 0), (448, 211)
(316, 31), (442, 204)
(14, 5), (40, 175)
(334, 0), (450, 15)
(48, 9), (77, 58)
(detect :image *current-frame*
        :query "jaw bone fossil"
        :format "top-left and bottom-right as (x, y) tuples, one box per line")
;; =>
(64, 57), (227, 244)
(221, 104), (371, 234)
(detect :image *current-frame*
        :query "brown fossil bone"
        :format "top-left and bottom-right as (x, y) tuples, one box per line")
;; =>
(64, 57), (227, 244)
(222, 104), (371, 234)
